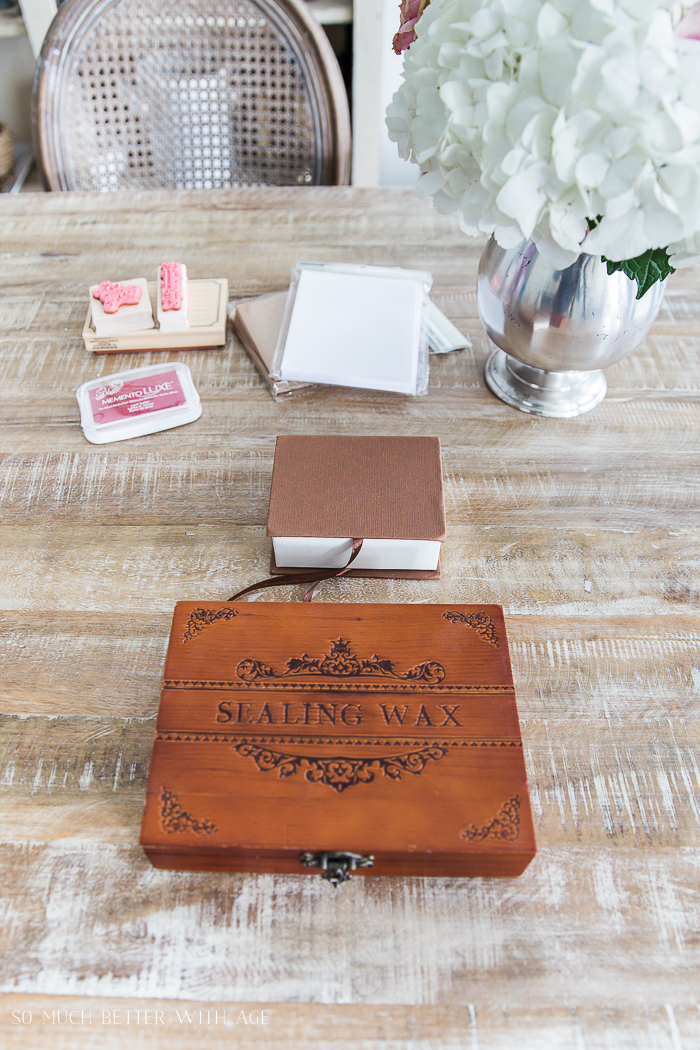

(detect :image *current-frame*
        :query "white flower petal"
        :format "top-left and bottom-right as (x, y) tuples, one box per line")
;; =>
(575, 152), (609, 188)
(604, 188), (636, 220)
(537, 3), (569, 40)
(496, 168), (548, 237)
(584, 210), (650, 259)
(416, 169), (447, 198)
(668, 234), (700, 267)
(387, 0), (700, 262)
(494, 223), (529, 249)
(535, 239), (582, 270)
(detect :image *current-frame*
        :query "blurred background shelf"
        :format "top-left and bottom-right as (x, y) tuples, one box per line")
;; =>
(0, 139), (33, 192)
(307, 0), (352, 24)
(2, 0), (415, 188)
(0, 12), (26, 36)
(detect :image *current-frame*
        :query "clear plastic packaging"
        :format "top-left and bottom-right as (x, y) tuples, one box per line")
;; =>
(76, 362), (201, 444)
(228, 295), (313, 401)
(424, 299), (472, 353)
(270, 262), (433, 396)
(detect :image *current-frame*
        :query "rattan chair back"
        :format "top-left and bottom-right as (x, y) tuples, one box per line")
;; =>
(32, 0), (350, 190)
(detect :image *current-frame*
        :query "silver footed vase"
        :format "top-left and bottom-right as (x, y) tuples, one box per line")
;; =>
(477, 236), (665, 417)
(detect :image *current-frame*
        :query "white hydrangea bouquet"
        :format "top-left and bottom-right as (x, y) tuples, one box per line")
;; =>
(387, 0), (700, 297)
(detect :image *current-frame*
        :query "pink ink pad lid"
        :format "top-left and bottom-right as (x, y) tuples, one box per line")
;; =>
(76, 362), (201, 444)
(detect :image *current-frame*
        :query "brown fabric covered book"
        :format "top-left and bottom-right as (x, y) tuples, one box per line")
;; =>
(140, 601), (536, 880)
(267, 435), (446, 579)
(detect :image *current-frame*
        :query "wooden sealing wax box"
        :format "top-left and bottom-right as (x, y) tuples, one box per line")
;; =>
(140, 602), (536, 880)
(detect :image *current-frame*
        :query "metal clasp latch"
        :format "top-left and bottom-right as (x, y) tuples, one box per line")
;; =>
(300, 850), (374, 887)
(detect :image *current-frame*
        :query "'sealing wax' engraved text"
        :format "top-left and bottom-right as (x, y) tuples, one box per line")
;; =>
(216, 700), (462, 727)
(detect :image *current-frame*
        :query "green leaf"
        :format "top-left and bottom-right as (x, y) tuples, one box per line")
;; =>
(602, 247), (675, 299)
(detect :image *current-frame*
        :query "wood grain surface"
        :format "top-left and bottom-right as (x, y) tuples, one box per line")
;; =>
(1, 187), (699, 1049)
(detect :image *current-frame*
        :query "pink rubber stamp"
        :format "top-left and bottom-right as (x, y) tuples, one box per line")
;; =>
(157, 262), (190, 332)
(160, 262), (183, 311)
(89, 277), (154, 337)
(93, 280), (143, 314)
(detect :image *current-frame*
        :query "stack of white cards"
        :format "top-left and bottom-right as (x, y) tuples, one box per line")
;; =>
(270, 263), (434, 396)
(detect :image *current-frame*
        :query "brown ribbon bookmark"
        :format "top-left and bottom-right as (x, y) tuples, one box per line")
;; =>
(228, 539), (364, 602)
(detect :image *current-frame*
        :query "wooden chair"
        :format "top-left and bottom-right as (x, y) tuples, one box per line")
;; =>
(32, 0), (350, 190)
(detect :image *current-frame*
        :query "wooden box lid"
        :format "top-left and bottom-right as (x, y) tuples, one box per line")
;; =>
(140, 602), (536, 881)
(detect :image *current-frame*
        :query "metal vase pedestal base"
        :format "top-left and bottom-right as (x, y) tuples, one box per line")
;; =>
(477, 236), (665, 418)
(485, 348), (607, 418)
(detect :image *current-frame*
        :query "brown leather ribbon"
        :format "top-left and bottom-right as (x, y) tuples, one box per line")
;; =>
(228, 539), (364, 602)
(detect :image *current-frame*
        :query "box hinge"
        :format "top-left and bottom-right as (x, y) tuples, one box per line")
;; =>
(300, 850), (374, 887)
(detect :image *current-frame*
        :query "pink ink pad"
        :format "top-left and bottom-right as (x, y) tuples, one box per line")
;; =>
(76, 363), (201, 444)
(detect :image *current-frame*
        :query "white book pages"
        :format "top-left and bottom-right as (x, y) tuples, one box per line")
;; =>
(272, 537), (442, 571)
(277, 269), (425, 394)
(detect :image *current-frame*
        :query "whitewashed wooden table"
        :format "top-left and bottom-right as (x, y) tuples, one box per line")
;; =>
(1, 187), (699, 1049)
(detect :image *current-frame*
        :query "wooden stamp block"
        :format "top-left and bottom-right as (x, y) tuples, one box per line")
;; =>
(82, 278), (228, 353)
(89, 277), (154, 336)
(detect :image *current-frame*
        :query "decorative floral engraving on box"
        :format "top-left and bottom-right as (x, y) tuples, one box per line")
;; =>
(156, 731), (520, 749)
(232, 742), (447, 793)
(182, 607), (238, 643)
(461, 795), (521, 842)
(164, 680), (514, 694)
(236, 637), (446, 684)
(159, 787), (217, 835)
(443, 610), (499, 647)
